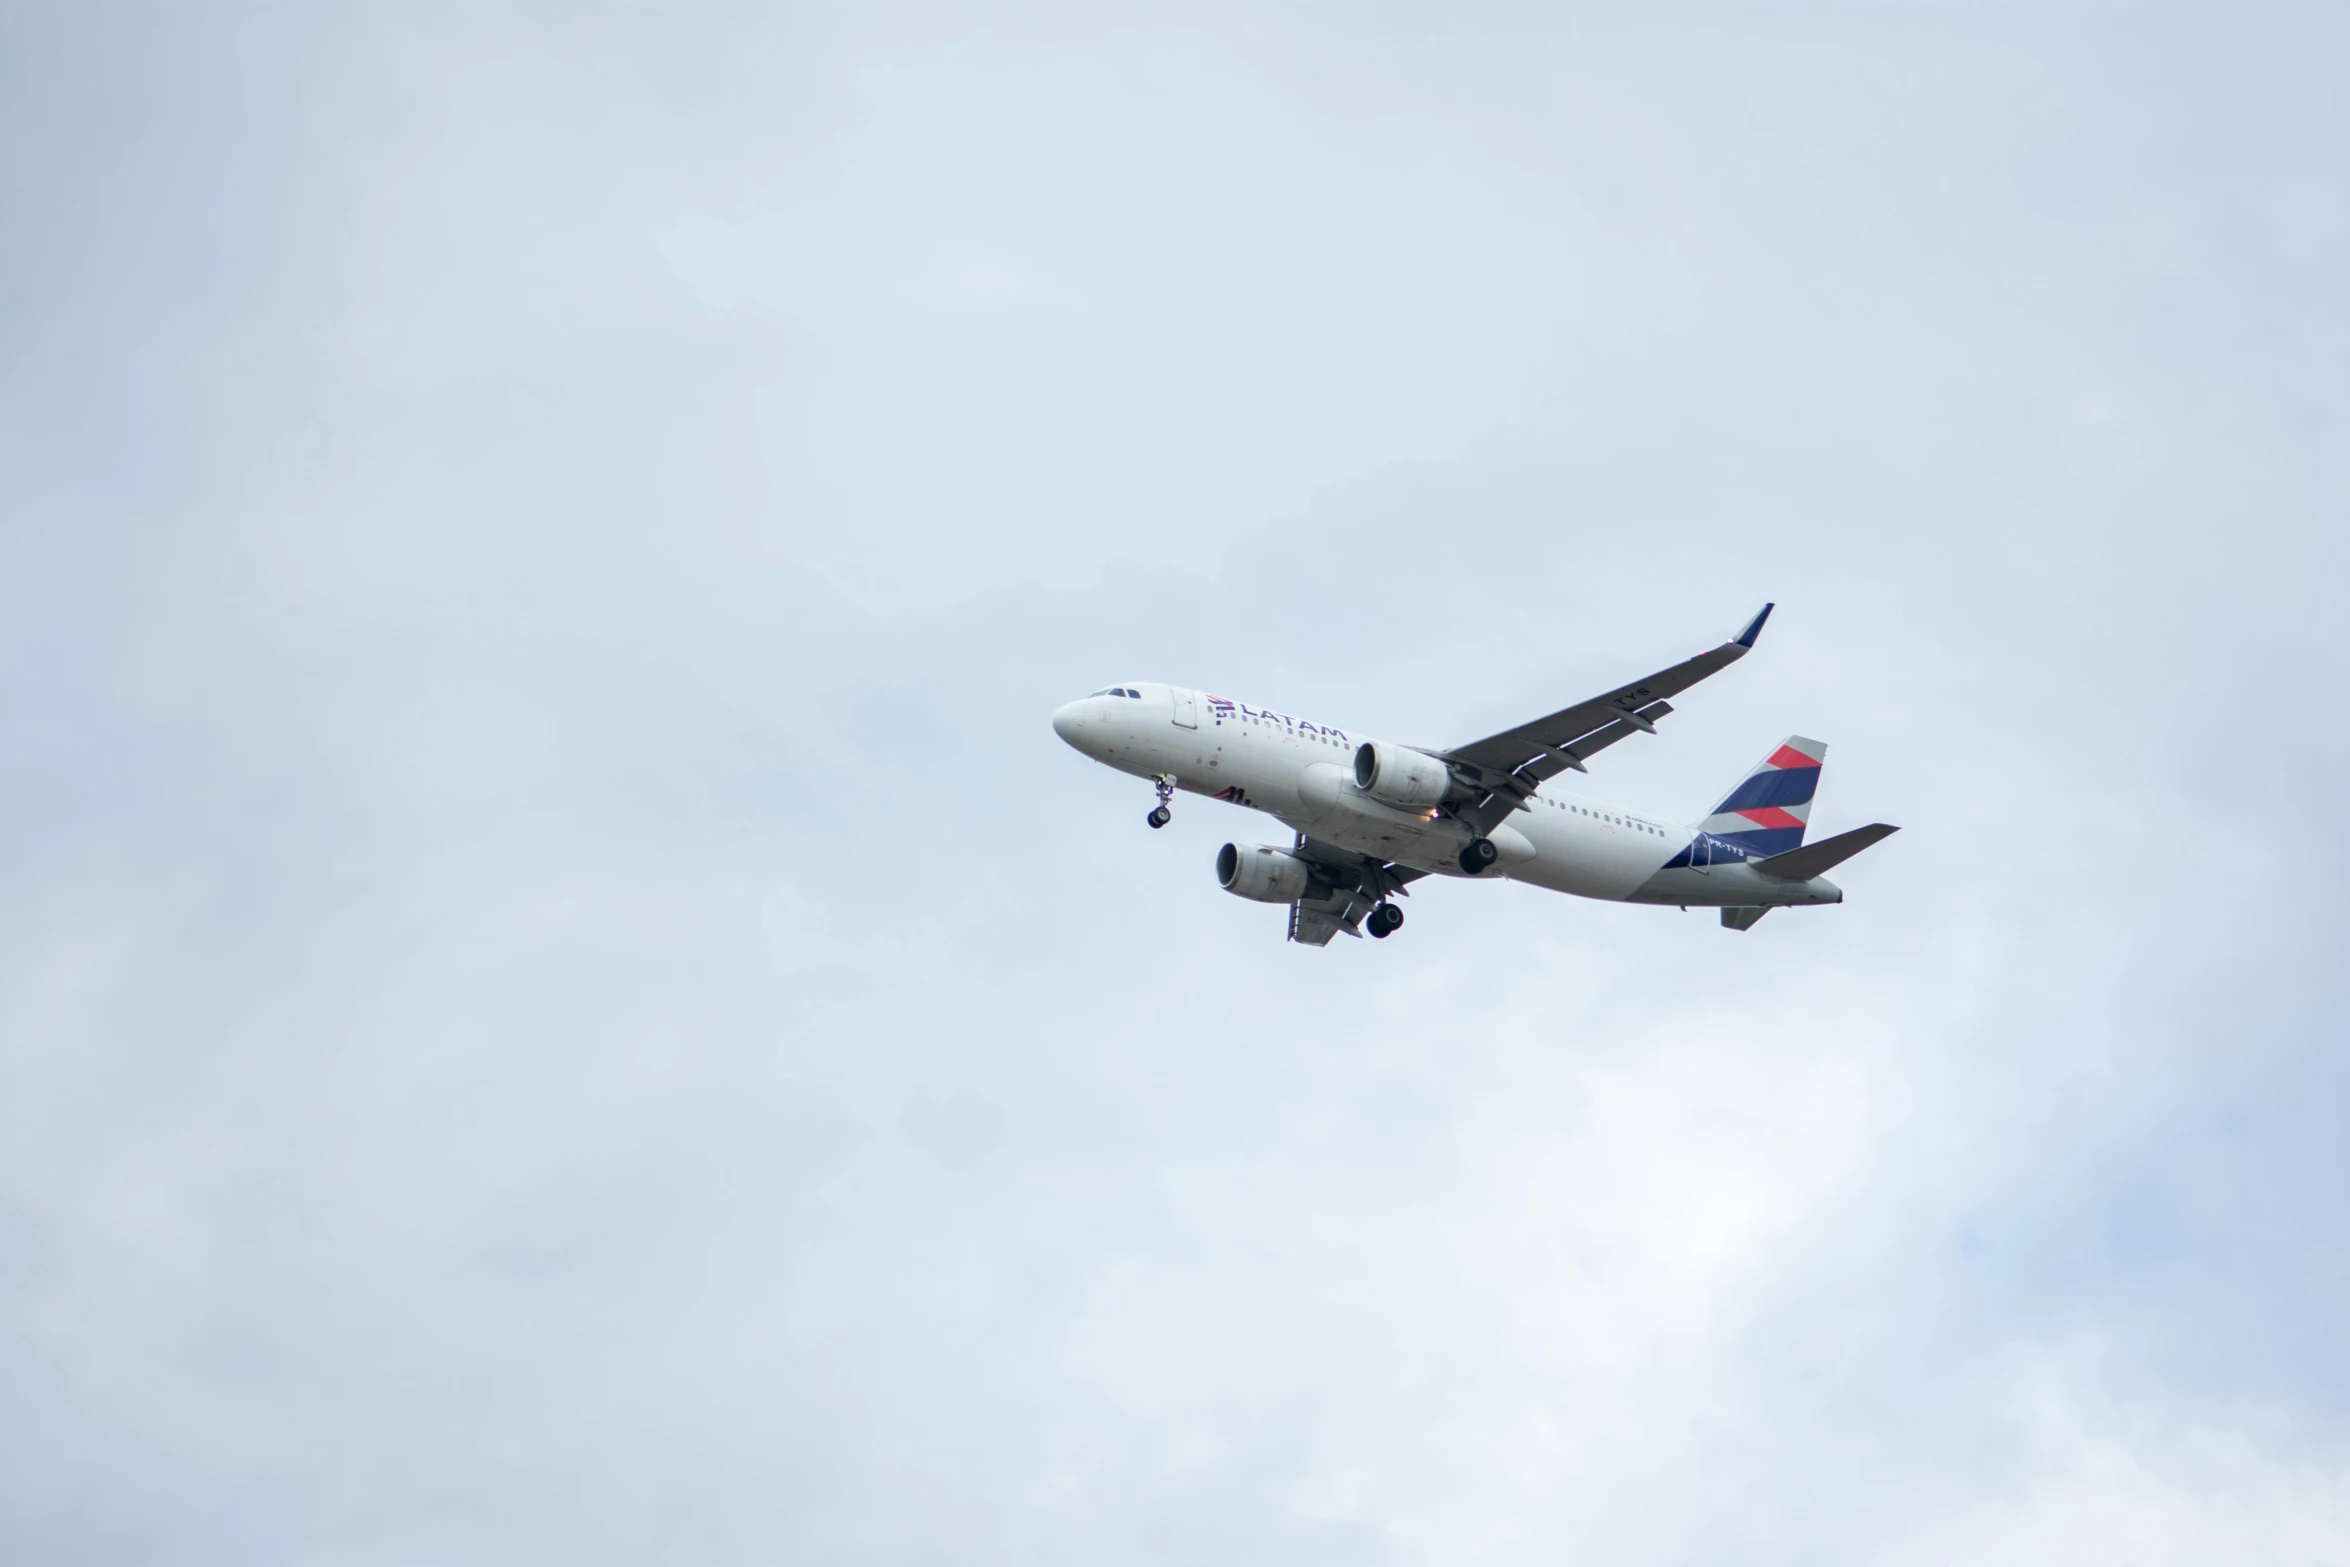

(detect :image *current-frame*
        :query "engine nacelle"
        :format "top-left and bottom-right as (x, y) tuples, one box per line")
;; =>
(1217, 842), (1313, 903)
(1353, 740), (1453, 809)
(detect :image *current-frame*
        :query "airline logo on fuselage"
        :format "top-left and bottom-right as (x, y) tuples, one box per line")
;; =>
(1205, 695), (1349, 744)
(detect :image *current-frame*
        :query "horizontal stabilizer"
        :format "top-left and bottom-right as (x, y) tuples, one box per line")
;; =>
(1753, 823), (1900, 881)
(1721, 906), (1769, 931)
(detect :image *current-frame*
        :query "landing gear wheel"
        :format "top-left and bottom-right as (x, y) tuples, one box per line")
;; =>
(1368, 903), (1404, 939)
(1146, 773), (1177, 829)
(1458, 837), (1500, 875)
(1146, 805), (1171, 829)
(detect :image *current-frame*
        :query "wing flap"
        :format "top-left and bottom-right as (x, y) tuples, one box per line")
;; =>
(1455, 700), (1677, 834)
(1288, 901), (1353, 946)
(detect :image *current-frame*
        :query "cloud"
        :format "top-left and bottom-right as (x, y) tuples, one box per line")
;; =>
(3, 3), (2347, 1563)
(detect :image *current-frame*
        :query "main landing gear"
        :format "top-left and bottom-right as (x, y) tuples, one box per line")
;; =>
(1146, 774), (1176, 829)
(1368, 902), (1404, 939)
(1458, 836), (1500, 875)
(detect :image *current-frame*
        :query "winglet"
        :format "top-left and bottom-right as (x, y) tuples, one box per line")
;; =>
(1734, 602), (1775, 649)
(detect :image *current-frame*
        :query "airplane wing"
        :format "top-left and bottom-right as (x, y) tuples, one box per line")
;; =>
(1286, 835), (1427, 946)
(1445, 604), (1773, 833)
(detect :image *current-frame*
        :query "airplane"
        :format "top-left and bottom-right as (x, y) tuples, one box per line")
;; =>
(1049, 604), (1898, 944)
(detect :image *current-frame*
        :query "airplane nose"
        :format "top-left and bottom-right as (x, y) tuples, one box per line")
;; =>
(1052, 701), (1085, 748)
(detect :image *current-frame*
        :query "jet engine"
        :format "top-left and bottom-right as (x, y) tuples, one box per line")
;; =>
(1352, 741), (1453, 809)
(1217, 842), (1313, 903)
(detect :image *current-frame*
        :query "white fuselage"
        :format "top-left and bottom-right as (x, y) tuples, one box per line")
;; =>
(1051, 683), (1843, 910)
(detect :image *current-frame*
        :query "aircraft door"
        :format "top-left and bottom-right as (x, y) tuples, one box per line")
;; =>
(1171, 688), (1198, 729)
(1692, 833), (1711, 874)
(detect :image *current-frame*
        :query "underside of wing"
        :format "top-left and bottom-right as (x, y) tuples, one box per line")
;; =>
(1284, 834), (1426, 945)
(1444, 604), (1773, 833)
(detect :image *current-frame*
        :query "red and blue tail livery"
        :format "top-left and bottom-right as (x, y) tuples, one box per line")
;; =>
(1692, 735), (1826, 858)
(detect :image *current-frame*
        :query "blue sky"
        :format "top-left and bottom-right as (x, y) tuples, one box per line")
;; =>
(4, 5), (2347, 1562)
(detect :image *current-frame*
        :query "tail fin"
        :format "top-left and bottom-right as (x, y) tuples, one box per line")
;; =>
(1699, 736), (1826, 857)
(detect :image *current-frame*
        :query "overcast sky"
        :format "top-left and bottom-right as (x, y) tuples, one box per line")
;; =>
(4, 4), (2348, 1563)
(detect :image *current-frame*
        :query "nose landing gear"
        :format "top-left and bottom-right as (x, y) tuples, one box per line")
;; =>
(1367, 902), (1404, 939)
(1146, 774), (1176, 829)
